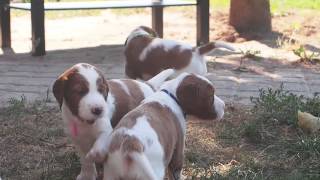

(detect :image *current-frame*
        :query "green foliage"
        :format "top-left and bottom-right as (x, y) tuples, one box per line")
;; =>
(250, 84), (306, 125)
(208, 0), (320, 11)
(271, 0), (320, 12)
(293, 45), (320, 63)
(250, 84), (320, 126)
(286, 136), (320, 158)
(240, 49), (262, 60)
(6, 95), (27, 117)
(243, 121), (262, 143)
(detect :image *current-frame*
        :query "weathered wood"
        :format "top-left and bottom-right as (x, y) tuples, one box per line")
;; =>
(31, 0), (45, 56)
(0, 0), (11, 48)
(8, 0), (202, 56)
(10, 1), (197, 11)
(196, 0), (209, 46)
(152, 6), (163, 38)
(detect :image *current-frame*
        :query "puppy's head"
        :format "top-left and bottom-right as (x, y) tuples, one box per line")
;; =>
(170, 73), (225, 120)
(53, 63), (108, 124)
(125, 26), (158, 45)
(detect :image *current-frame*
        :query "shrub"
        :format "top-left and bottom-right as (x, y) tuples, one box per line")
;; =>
(250, 84), (305, 126)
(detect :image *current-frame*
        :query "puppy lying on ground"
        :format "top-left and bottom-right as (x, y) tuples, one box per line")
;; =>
(52, 63), (174, 180)
(87, 73), (225, 180)
(124, 26), (236, 80)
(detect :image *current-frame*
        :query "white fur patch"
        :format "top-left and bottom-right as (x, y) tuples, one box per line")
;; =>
(135, 80), (154, 98)
(103, 116), (165, 179)
(126, 116), (165, 179)
(126, 28), (150, 46)
(175, 52), (207, 77)
(146, 69), (175, 90)
(77, 64), (106, 122)
(143, 73), (188, 133)
(214, 95), (225, 120)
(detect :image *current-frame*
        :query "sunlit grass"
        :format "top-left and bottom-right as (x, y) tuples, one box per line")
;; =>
(11, 0), (320, 19)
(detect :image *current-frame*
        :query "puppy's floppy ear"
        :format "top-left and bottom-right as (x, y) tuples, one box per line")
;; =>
(177, 75), (216, 119)
(176, 76), (200, 113)
(52, 77), (65, 109)
(52, 67), (76, 109)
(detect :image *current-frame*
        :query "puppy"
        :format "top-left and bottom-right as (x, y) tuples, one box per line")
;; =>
(87, 73), (225, 180)
(124, 26), (235, 80)
(52, 63), (174, 180)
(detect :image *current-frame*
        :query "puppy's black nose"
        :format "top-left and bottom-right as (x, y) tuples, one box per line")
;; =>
(91, 107), (103, 116)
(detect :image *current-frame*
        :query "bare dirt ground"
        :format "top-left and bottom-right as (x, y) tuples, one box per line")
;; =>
(1, 8), (320, 180)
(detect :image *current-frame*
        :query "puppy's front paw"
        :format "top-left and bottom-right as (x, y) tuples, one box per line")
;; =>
(76, 173), (96, 180)
(86, 147), (107, 163)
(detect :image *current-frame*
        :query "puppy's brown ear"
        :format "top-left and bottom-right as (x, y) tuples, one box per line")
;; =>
(52, 68), (76, 109)
(52, 77), (65, 109)
(177, 75), (216, 119)
(176, 76), (200, 114)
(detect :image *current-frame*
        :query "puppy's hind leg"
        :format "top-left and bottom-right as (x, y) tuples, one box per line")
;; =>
(168, 140), (185, 180)
(76, 155), (97, 180)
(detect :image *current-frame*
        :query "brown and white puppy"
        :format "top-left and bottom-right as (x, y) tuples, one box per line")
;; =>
(52, 63), (175, 180)
(87, 73), (225, 180)
(124, 26), (236, 80)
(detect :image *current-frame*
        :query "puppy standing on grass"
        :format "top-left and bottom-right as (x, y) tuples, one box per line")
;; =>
(87, 73), (225, 180)
(124, 26), (236, 80)
(52, 63), (174, 180)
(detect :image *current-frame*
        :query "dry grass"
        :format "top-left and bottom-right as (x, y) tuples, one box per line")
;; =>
(0, 93), (319, 179)
(0, 97), (80, 180)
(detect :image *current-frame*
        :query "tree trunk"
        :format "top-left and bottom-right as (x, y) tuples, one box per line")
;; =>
(229, 0), (271, 33)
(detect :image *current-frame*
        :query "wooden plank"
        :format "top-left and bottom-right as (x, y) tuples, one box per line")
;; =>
(196, 0), (209, 46)
(152, 6), (163, 38)
(0, 0), (11, 48)
(10, 0), (197, 11)
(31, 0), (45, 56)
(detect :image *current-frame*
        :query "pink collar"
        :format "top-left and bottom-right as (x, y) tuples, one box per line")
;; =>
(69, 120), (78, 137)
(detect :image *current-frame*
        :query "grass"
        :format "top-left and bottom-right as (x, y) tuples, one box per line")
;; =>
(293, 45), (320, 64)
(209, 0), (320, 11)
(0, 97), (80, 180)
(1, 86), (320, 179)
(185, 85), (320, 179)
(11, 0), (320, 19)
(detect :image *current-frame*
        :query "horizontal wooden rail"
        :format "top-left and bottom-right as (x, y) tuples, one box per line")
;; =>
(2, 0), (209, 56)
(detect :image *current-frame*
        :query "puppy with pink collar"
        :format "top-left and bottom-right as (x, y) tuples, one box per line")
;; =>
(52, 63), (174, 180)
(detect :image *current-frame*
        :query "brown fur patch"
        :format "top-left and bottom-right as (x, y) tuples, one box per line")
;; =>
(109, 80), (146, 128)
(95, 68), (109, 97)
(176, 75), (217, 119)
(52, 67), (78, 108)
(125, 29), (192, 80)
(52, 67), (90, 118)
(198, 42), (216, 55)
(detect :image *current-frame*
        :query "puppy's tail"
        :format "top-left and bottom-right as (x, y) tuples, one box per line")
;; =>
(197, 41), (237, 55)
(147, 69), (175, 90)
(127, 152), (157, 180)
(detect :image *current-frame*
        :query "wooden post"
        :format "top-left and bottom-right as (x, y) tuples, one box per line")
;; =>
(196, 0), (209, 46)
(0, 0), (11, 48)
(152, 2), (163, 38)
(31, 0), (46, 56)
